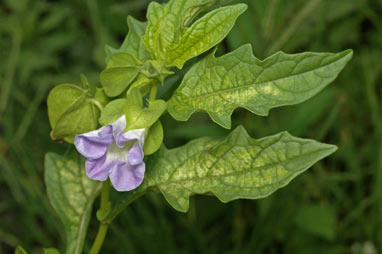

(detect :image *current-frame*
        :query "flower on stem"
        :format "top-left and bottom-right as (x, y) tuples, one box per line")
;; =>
(74, 115), (146, 191)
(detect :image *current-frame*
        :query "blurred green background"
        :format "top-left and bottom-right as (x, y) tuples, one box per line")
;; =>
(0, 0), (381, 253)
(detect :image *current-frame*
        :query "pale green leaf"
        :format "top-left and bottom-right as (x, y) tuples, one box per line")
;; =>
(93, 88), (109, 107)
(99, 99), (127, 126)
(143, 0), (214, 60)
(167, 4), (247, 68)
(45, 151), (101, 254)
(142, 126), (337, 212)
(143, 120), (164, 155)
(105, 16), (150, 63)
(99, 89), (149, 126)
(126, 87), (144, 107)
(47, 84), (86, 129)
(129, 74), (152, 95)
(47, 84), (100, 142)
(143, 0), (246, 68)
(124, 99), (166, 130)
(100, 52), (140, 97)
(168, 45), (353, 128)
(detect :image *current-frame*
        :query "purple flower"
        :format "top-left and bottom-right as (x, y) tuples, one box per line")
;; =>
(74, 115), (146, 191)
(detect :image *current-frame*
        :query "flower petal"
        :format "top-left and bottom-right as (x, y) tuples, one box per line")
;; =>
(85, 143), (127, 181)
(128, 143), (144, 165)
(117, 128), (146, 148)
(111, 114), (146, 148)
(74, 125), (113, 160)
(111, 115), (127, 147)
(85, 155), (111, 181)
(109, 161), (145, 191)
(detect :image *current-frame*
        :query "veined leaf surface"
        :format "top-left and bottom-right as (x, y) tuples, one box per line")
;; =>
(113, 126), (336, 213)
(47, 84), (100, 143)
(143, 0), (247, 68)
(100, 52), (140, 97)
(45, 151), (101, 254)
(168, 45), (353, 128)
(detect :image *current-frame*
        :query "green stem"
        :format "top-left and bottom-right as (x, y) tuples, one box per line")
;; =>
(90, 181), (110, 254)
(100, 180), (110, 211)
(89, 223), (108, 254)
(149, 83), (158, 101)
(89, 98), (104, 112)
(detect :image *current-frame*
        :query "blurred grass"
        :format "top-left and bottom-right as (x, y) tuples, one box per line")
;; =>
(0, 0), (381, 253)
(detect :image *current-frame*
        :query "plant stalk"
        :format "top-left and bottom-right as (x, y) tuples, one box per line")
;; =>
(149, 83), (158, 101)
(89, 181), (110, 254)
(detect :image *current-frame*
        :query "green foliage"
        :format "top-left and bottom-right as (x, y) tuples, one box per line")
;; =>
(26, 0), (353, 252)
(168, 45), (353, 128)
(44, 151), (101, 254)
(105, 16), (150, 63)
(143, 120), (164, 155)
(143, 0), (247, 68)
(100, 53), (141, 97)
(98, 89), (165, 155)
(47, 84), (101, 143)
(137, 126), (336, 212)
(124, 100), (167, 130)
(102, 16), (153, 97)
(1, 0), (379, 253)
(99, 99), (127, 126)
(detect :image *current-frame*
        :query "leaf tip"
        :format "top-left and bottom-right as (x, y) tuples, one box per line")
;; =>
(338, 49), (353, 63)
(344, 48), (354, 57)
(209, 112), (231, 129)
(235, 3), (248, 13)
(126, 15), (135, 24)
(325, 144), (338, 154)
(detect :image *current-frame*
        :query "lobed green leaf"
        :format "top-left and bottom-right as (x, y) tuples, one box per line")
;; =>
(113, 126), (336, 213)
(44, 151), (101, 254)
(167, 4), (247, 68)
(145, 126), (337, 212)
(143, 0), (246, 68)
(168, 45), (353, 128)
(143, 0), (214, 61)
